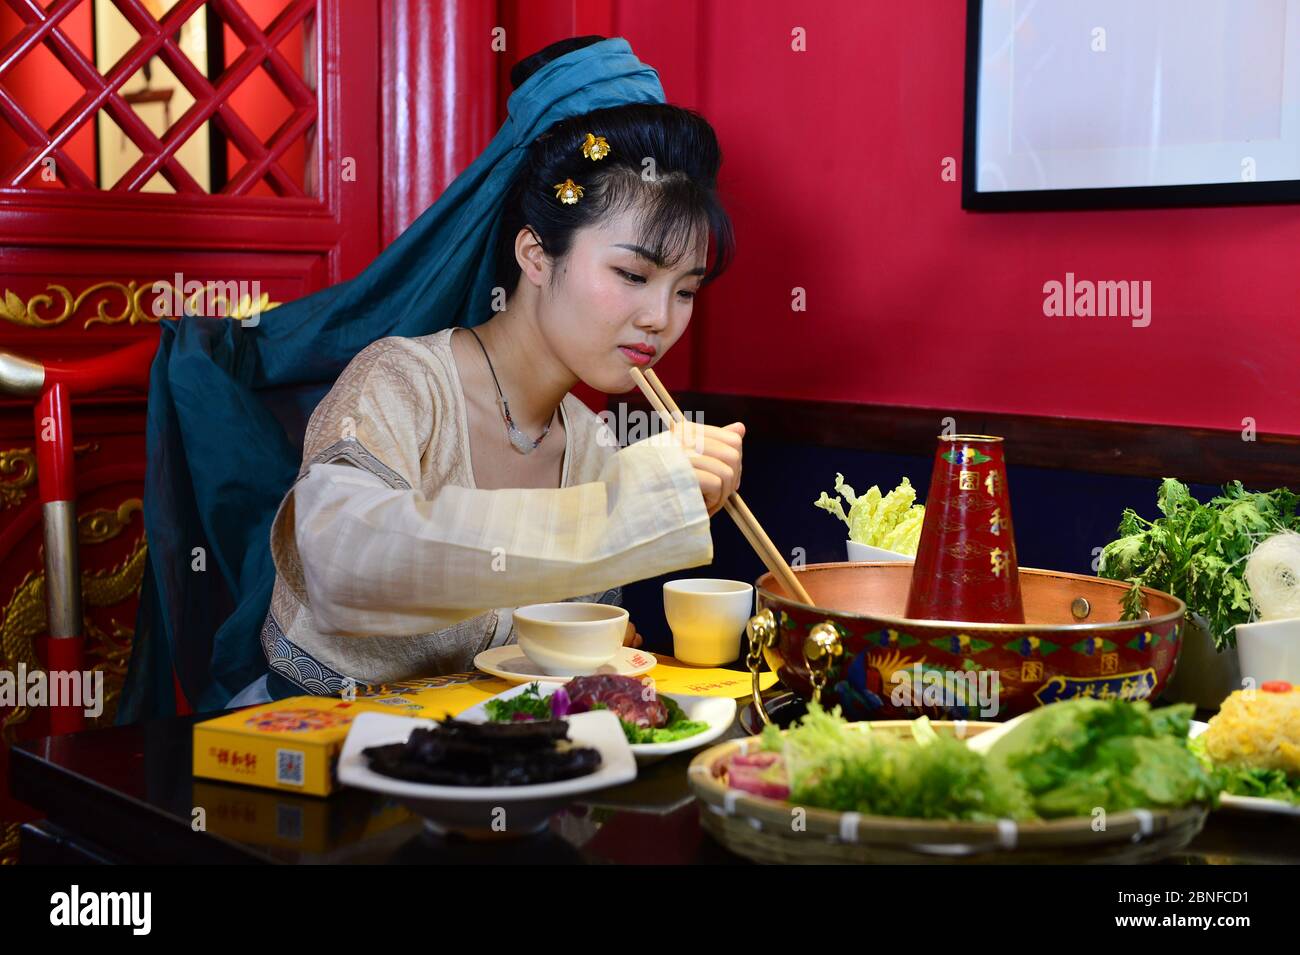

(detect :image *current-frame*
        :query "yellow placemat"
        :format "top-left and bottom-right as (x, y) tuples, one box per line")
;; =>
(643, 656), (780, 698)
(356, 658), (780, 716)
(358, 672), (513, 718)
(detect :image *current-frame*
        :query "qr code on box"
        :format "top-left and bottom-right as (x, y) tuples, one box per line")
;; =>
(276, 748), (305, 786)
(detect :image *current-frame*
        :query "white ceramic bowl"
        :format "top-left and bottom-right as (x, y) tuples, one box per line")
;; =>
(846, 540), (912, 562)
(663, 578), (754, 666)
(1234, 617), (1300, 685)
(513, 602), (629, 677)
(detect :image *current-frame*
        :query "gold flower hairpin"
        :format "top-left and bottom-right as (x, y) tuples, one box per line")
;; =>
(553, 133), (610, 204)
(581, 133), (611, 161)
(554, 178), (583, 204)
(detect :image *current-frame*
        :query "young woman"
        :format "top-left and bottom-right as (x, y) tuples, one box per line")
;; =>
(247, 37), (745, 699)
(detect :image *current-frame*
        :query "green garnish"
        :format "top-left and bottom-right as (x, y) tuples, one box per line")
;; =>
(486, 685), (709, 745)
(1188, 735), (1300, 804)
(617, 694), (710, 744)
(1100, 478), (1300, 649)
(483, 682), (552, 722)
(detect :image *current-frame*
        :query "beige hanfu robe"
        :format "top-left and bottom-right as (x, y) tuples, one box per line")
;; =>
(261, 327), (713, 693)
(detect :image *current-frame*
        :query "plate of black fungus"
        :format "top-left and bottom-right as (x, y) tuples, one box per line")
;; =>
(337, 710), (637, 835)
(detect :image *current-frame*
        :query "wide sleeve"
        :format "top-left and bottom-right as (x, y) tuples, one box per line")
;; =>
(269, 338), (713, 637)
(292, 439), (710, 635)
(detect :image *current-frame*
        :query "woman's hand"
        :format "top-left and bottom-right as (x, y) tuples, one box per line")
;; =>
(673, 420), (745, 517)
(623, 619), (643, 648)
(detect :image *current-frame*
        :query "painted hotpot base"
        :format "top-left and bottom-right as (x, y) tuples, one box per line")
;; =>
(746, 562), (1185, 722)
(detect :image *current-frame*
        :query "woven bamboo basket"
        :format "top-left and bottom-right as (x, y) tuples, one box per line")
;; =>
(687, 721), (1208, 865)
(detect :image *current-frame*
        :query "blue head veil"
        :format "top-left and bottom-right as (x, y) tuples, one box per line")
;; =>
(118, 38), (666, 720)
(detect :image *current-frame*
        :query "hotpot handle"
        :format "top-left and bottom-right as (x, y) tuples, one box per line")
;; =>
(803, 622), (843, 707)
(745, 609), (778, 727)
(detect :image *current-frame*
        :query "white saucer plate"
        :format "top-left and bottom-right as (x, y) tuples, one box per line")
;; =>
(473, 644), (657, 684)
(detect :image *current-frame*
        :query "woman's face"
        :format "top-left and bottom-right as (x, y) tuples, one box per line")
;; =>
(527, 203), (708, 393)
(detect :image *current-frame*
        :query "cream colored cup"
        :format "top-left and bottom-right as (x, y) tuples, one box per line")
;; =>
(663, 578), (754, 666)
(513, 602), (629, 676)
(1234, 617), (1300, 685)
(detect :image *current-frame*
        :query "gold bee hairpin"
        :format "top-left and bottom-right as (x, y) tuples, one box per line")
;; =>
(553, 134), (610, 205)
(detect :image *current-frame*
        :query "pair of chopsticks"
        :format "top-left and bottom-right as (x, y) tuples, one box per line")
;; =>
(629, 367), (814, 605)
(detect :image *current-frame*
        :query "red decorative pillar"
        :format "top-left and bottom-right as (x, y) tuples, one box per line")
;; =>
(381, 0), (501, 244)
(34, 383), (85, 736)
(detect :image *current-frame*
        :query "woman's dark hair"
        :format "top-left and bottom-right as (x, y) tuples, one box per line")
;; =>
(496, 37), (734, 297)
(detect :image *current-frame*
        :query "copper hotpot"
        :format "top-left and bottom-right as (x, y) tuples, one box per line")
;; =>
(745, 562), (1184, 724)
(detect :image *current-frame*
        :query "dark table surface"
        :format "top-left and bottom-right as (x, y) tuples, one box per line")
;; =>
(9, 708), (1300, 865)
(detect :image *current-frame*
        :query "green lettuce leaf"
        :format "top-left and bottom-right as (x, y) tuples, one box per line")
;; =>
(618, 694), (709, 744)
(766, 703), (1033, 821)
(1187, 735), (1300, 804)
(985, 699), (1216, 818)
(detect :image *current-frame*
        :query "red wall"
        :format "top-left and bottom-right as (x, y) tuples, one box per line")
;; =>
(513, 0), (1300, 436)
(11, 2), (1296, 433)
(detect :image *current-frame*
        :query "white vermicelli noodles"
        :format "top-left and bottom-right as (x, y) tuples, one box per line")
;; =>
(1244, 531), (1300, 622)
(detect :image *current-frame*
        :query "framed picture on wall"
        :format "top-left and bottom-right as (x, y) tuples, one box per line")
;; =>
(962, 0), (1300, 210)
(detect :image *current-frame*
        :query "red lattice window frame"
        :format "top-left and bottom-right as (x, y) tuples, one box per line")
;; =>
(0, 0), (318, 197)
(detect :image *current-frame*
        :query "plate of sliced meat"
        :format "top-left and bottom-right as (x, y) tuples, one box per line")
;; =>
(458, 674), (737, 763)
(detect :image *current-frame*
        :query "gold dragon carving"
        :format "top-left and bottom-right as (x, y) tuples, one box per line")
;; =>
(1, 500), (147, 742)
(0, 281), (278, 329)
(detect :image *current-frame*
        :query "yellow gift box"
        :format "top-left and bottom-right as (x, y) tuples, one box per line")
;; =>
(193, 696), (404, 797)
